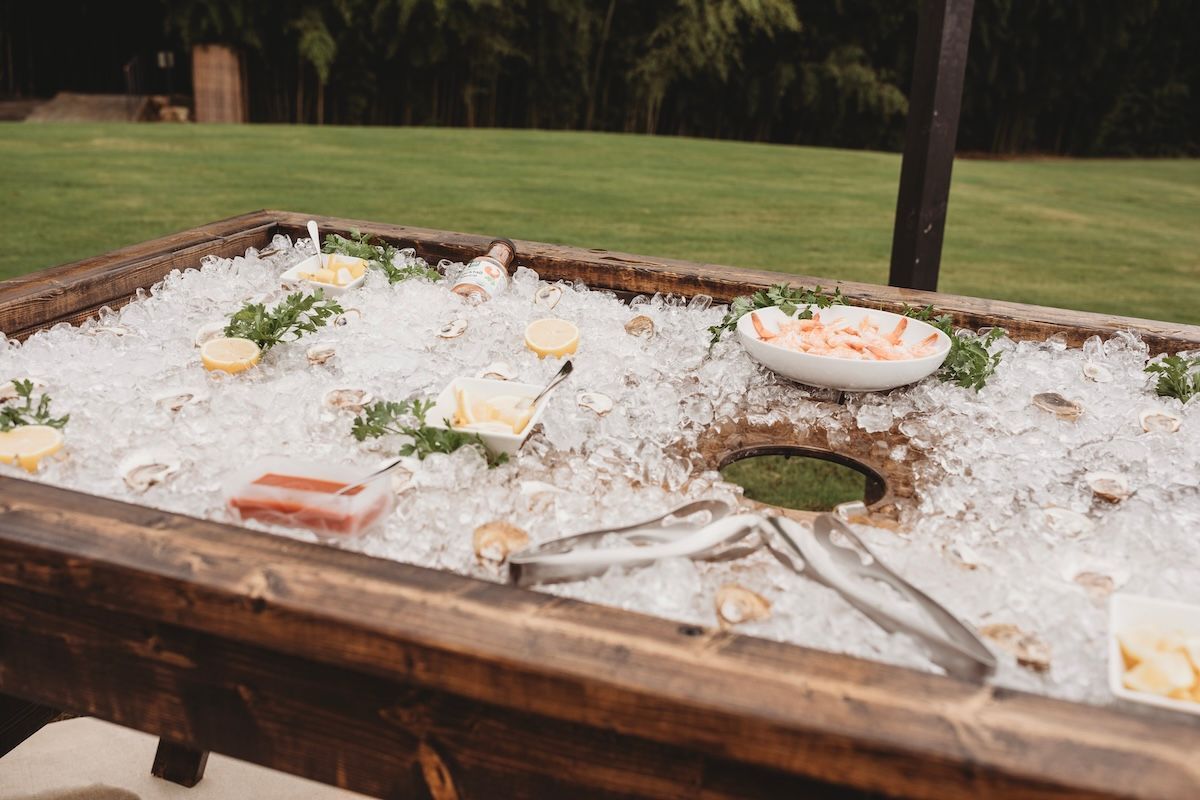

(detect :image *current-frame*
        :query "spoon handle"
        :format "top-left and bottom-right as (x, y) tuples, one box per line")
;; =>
(527, 360), (573, 408)
(333, 457), (405, 497)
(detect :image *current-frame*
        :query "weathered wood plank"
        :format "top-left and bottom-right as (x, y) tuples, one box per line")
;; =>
(0, 692), (58, 758)
(1, 476), (1197, 799)
(0, 210), (276, 340)
(269, 211), (1200, 353)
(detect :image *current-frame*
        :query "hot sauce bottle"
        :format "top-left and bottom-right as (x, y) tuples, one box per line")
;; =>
(451, 238), (517, 304)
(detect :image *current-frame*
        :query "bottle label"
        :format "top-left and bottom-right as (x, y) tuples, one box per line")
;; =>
(453, 257), (509, 299)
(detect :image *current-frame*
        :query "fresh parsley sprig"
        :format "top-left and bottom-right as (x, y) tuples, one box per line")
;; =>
(224, 290), (343, 351)
(1145, 354), (1200, 404)
(903, 305), (1005, 391)
(323, 231), (439, 284)
(351, 397), (507, 468)
(0, 380), (69, 431)
(708, 283), (845, 346)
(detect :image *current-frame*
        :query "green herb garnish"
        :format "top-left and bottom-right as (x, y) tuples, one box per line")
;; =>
(224, 289), (343, 351)
(352, 397), (507, 468)
(1145, 354), (1200, 404)
(903, 305), (1005, 391)
(708, 283), (845, 346)
(323, 231), (440, 284)
(0, 380), (69, 431)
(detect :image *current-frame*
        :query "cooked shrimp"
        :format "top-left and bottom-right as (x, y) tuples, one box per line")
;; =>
(748, 310), (943, 362)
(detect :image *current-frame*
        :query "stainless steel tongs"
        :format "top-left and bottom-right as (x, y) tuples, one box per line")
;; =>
(763, 513), (997, 681)
(508, 499), (760, 586)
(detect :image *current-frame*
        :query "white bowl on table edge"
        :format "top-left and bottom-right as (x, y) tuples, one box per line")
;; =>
(736, 303), (952, 392)
(428, 377), (549, 458)
(1108, 593), (1200, 717)
(280, 253), (368, 297)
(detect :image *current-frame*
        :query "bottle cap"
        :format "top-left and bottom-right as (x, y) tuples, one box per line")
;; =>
(489, 238), (517, 260)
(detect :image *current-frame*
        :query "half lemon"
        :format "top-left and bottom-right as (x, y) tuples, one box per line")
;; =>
(201, 336), (262, 374)
(524, 318), (579, 359)
(0, 424), (65, 472)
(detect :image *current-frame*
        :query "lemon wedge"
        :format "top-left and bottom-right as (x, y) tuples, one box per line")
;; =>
(328, 254), (367, 279)
(201, 336), (261, 374)
(0, 424), (65, 472)
(455, 388), (477, 426)
(525, 318), (579, 358)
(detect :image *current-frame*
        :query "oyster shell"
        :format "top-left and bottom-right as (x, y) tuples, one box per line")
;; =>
(624, 315), (655, 338)
(1073, 571), (1116, 601)
(334, 308), (363, 327)
(980, 623), (1051, 673)
(1140, 408), (1180, 434)
(306, 344), (337, 366)
(478, 361), (515, 381)
(119, 450), (181, 493)
(324, 388), (374, 413)
(153, 388), (208, 413)
(715, 584), (771, 630)
(1043, 507), (1095, 537)
(438, 319), (468, 338)
(1086, 471), (1130, 503)
(86, 324), (132, 337)
(390, 466), (415, 494)
(1082, 362), (1112, 383)
(473, 521), (530, 564)
(534, 285), (562, 310)
(1031, 392), (1083, 421)
(945, 541), (984, 571)
(577, 391), (613, 415)
(194, 321), (227, 347)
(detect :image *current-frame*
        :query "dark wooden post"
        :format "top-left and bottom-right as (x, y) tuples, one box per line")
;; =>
(152, 739), (210, 787)
(0, 693), (58, 759)
(888, 0), (975, 291)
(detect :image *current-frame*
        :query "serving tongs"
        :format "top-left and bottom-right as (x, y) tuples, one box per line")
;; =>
(764, 513), (997, 681)
(508, 499), (760, 586)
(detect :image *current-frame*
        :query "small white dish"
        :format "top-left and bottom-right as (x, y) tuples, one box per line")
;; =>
(280, 253), (368, 297)
(736, 303), (951, 392)
(428, 377), (549, 458)
(1108, 593), (1200, 716)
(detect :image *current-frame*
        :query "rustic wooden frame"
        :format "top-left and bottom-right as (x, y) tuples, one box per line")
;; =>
(2, 211), (1199, 799)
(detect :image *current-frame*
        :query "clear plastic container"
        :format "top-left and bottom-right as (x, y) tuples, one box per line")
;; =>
(224, 456), (396, 539)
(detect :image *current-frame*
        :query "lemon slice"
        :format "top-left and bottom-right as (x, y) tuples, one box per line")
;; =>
(510, 405), (536, 435)
(525, 318), (579, 358)
(329, 255), (367, 279)
(0, 424), (65, 472)
(201, 337), (261, 374)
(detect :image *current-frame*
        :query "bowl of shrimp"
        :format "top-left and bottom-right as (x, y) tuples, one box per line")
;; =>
(736, 304), (952, 391)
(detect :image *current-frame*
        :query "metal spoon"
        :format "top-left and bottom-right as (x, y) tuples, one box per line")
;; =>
(524, 360), (573, 408)
(331, 457), (405, 497)
(307, 219), (324, 268)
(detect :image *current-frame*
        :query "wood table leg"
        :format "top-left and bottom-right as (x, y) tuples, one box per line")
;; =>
(0, 692), (59, 759)
(151, 739), (210, 788)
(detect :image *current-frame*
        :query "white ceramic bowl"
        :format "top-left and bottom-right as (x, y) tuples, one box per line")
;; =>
(428, 377), (549, 458)
(280, 253), (368, 296)
(736, 304), (951, 392)
(1108, 593), (1200, 717)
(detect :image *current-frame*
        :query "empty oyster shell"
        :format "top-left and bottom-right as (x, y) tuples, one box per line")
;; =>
(1031, 392), (1083, 420)
(390, 466), (415, 494)
(153, 388), (208, 413)
(86, 324), (132, 337)
(473, 521), (530, 564)
(1082, 362), (1112, 383)
(624, 315), (655, 338)
(577, 391), (613, 415)
(715, 584), (771, 630)
(0, 377), (48, 403)
(324, 388), (374, 413)
(119, 450), (181, 493)
(1140, 408), (1180, 434)
(981, 623), (1051, 673)
(1072, 571), (1116, 601)
(334, 308), (363, 327)
(306, 344), (337, 366)
(1043, 507), (1095, 537)
(438, 319), (468, 338)
(1086, 471), (1130, 503)
(533, 285), (562, 310)
(945, 541), (984, 571)
(478, 361), (515, 381)
(193, 321), (227, 347)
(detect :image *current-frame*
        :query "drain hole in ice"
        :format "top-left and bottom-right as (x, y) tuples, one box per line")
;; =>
(718, 446), (886, 513)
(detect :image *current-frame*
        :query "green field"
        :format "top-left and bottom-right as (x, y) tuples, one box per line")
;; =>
(2, 124), (1198, 325)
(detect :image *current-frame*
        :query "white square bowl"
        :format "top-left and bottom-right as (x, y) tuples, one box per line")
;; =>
(280, 253), (368, 296)
(1108, 593), (1200, 716)
(427, 377), (549, 458)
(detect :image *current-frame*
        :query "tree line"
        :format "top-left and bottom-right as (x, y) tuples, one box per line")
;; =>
(165, 0), (1197, 156)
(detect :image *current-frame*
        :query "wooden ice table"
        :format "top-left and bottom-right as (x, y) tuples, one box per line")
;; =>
(1, 211), (1199, 799)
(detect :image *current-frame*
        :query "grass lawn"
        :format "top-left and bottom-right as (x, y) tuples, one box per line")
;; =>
(1, 124), (1198, 326)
